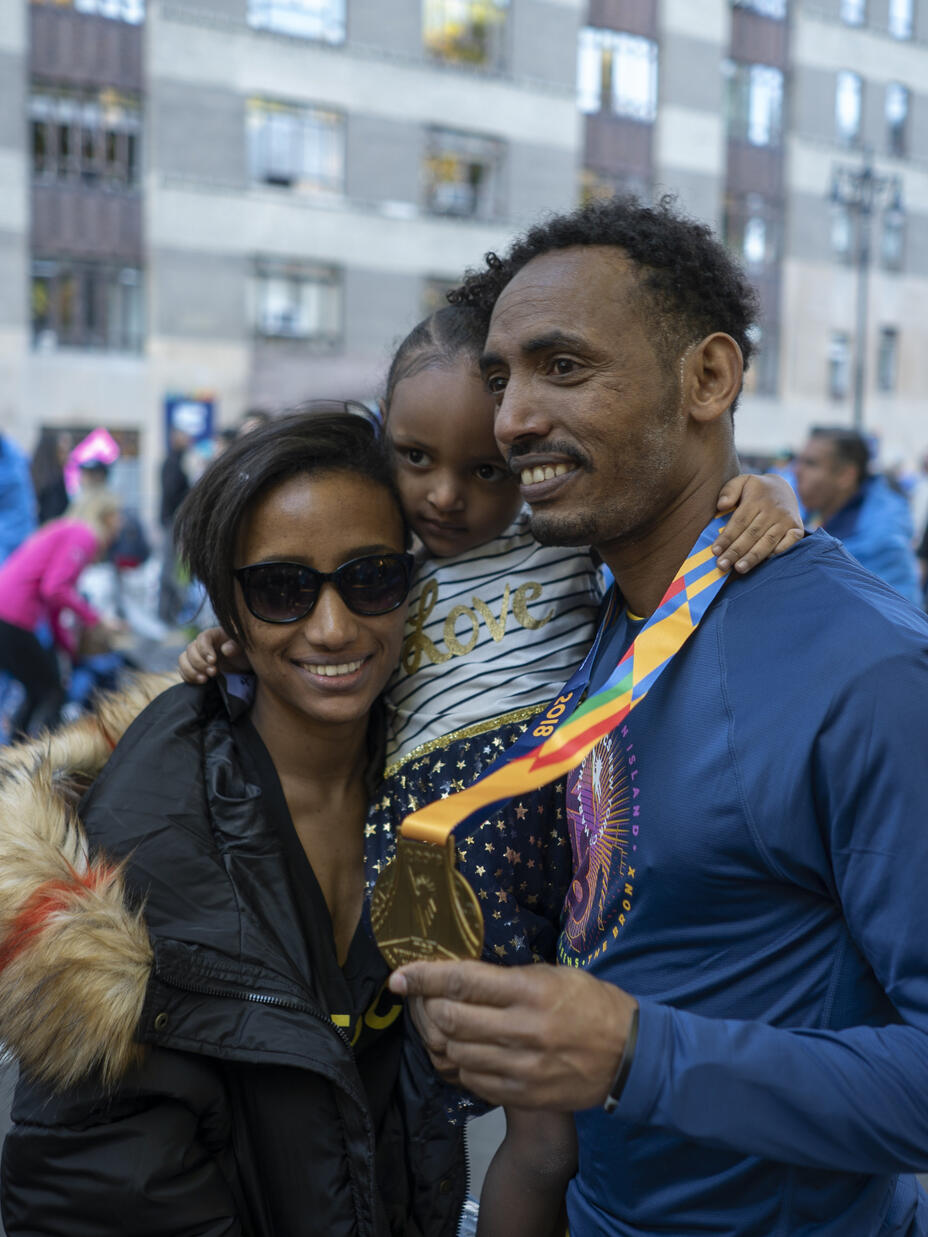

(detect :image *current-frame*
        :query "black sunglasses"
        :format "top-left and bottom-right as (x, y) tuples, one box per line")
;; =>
(234, 553), (415, 624)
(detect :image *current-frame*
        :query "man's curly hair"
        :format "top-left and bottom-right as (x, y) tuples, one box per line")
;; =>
(448, 194), (759, 378)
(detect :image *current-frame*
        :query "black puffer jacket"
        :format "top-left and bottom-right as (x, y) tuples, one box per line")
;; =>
(0, 681), (465, 1236)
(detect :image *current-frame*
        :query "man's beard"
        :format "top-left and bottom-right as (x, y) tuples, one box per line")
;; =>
(527, 508), (601, 547)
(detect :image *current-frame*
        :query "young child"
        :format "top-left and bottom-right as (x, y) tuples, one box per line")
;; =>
(180, 304), (803, 1232)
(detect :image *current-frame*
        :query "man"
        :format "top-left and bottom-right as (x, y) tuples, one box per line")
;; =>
(795, 426), (920, 603)
(390, 198), (928, 1235)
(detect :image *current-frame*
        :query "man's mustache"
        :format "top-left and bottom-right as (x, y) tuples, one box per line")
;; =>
(506, 440), (591, 471)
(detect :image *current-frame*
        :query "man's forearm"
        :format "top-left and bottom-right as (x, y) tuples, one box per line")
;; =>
(616, 999), (928, 1175)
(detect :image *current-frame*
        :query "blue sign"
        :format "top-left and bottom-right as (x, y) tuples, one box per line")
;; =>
(164, 394), (215, 446)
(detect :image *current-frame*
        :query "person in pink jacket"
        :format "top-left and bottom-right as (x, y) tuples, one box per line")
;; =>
(0, 490), (122, 737)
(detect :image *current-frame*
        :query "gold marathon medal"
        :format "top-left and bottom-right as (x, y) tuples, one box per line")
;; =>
(371, 833), (483, 969)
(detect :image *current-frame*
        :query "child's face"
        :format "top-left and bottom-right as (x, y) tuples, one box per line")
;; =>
(387, 358), (522, 557)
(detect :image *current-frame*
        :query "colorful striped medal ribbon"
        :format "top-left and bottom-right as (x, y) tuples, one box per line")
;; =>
(370, 516), (730, 968)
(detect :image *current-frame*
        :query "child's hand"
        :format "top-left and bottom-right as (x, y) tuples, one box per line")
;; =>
(177, 626), (250, 683)
(713, 473), (803, 574)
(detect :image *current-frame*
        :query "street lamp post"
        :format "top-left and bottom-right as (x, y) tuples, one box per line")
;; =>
(828, 152), (903, 431)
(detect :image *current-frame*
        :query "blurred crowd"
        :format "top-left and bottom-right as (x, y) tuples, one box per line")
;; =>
(0, 414), (926, 747)
(0, 410), (269, 744)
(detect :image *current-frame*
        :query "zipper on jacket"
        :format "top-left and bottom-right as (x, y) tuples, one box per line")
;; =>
(154, 969), (354, 1050)
(463, 1136), (473, 1218)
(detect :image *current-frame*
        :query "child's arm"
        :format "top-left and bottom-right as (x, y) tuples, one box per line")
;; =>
(712, 473), (803, 574)
(476, 1106), (576, 1237)
(177, 627), (251, 683)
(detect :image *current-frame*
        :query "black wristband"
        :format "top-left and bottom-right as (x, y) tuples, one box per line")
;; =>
(603, 1004), (639, 1114)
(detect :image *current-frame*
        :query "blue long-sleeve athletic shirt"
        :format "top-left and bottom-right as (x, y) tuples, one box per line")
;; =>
(558, 531), (928, 1236)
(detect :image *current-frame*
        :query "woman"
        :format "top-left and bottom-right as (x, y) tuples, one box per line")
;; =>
(0, 411), (465, 1235)
(0, 489), (122, 737)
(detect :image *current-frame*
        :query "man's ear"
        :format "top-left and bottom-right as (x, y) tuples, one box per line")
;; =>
(684, 333), (743, 425)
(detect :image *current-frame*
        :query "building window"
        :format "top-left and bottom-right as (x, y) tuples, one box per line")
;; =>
(835, 71), (862, 146)
(888, 0), (913, 38)
(885, 83), (909, 157)
(247, 0), (344, 43)
(828, 331), (851, 400)
(252, 260), (341, 343)
(423, 0), (509, 69)
(876, 326), (898, 391)
(831, 201), (854, 262)
(742, 323), (779, 397)
(732, 0), (787, 17)
(880, 205), (905, 269)
(724, 194), (780, 268)
(424, 128), (503, 220)
(31, 0), (145, 24)
(29, 87), (141, 188)
(246, 99), (343, 192)
(840, 0), (866, 24)
(578, 28), (658, 121)
(32, 259), (143, 351)
(742, 216), (767, 265)
(724, 62), (784, 147)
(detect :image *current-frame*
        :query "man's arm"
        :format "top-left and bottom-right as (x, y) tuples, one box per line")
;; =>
(395, 959), (928, 1177)
(394, 647), (928, 1176)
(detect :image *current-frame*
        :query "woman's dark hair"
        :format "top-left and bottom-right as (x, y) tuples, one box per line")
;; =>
(383, 304), (489, 412)
(449, 194), (760, 390)
(174, 408), (408, 645)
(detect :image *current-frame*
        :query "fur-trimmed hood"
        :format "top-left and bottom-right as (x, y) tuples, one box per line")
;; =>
(0, 675), (177, 1091)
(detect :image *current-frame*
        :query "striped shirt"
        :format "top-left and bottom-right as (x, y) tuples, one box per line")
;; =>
(385, 509), (603, 768)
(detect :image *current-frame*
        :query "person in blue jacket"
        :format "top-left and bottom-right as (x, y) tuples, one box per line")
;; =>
(0, 434), (36, 565)
(795, 425), (921, 604)
(390, 196), (928, 1237)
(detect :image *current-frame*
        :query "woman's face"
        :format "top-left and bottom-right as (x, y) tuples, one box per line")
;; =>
(235, 471), (409, 734)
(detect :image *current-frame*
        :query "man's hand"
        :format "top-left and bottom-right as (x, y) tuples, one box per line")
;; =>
(390, 960), (637, 1110)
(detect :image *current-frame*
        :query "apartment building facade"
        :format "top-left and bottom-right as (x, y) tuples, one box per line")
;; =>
(0, 0), (582, 510)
